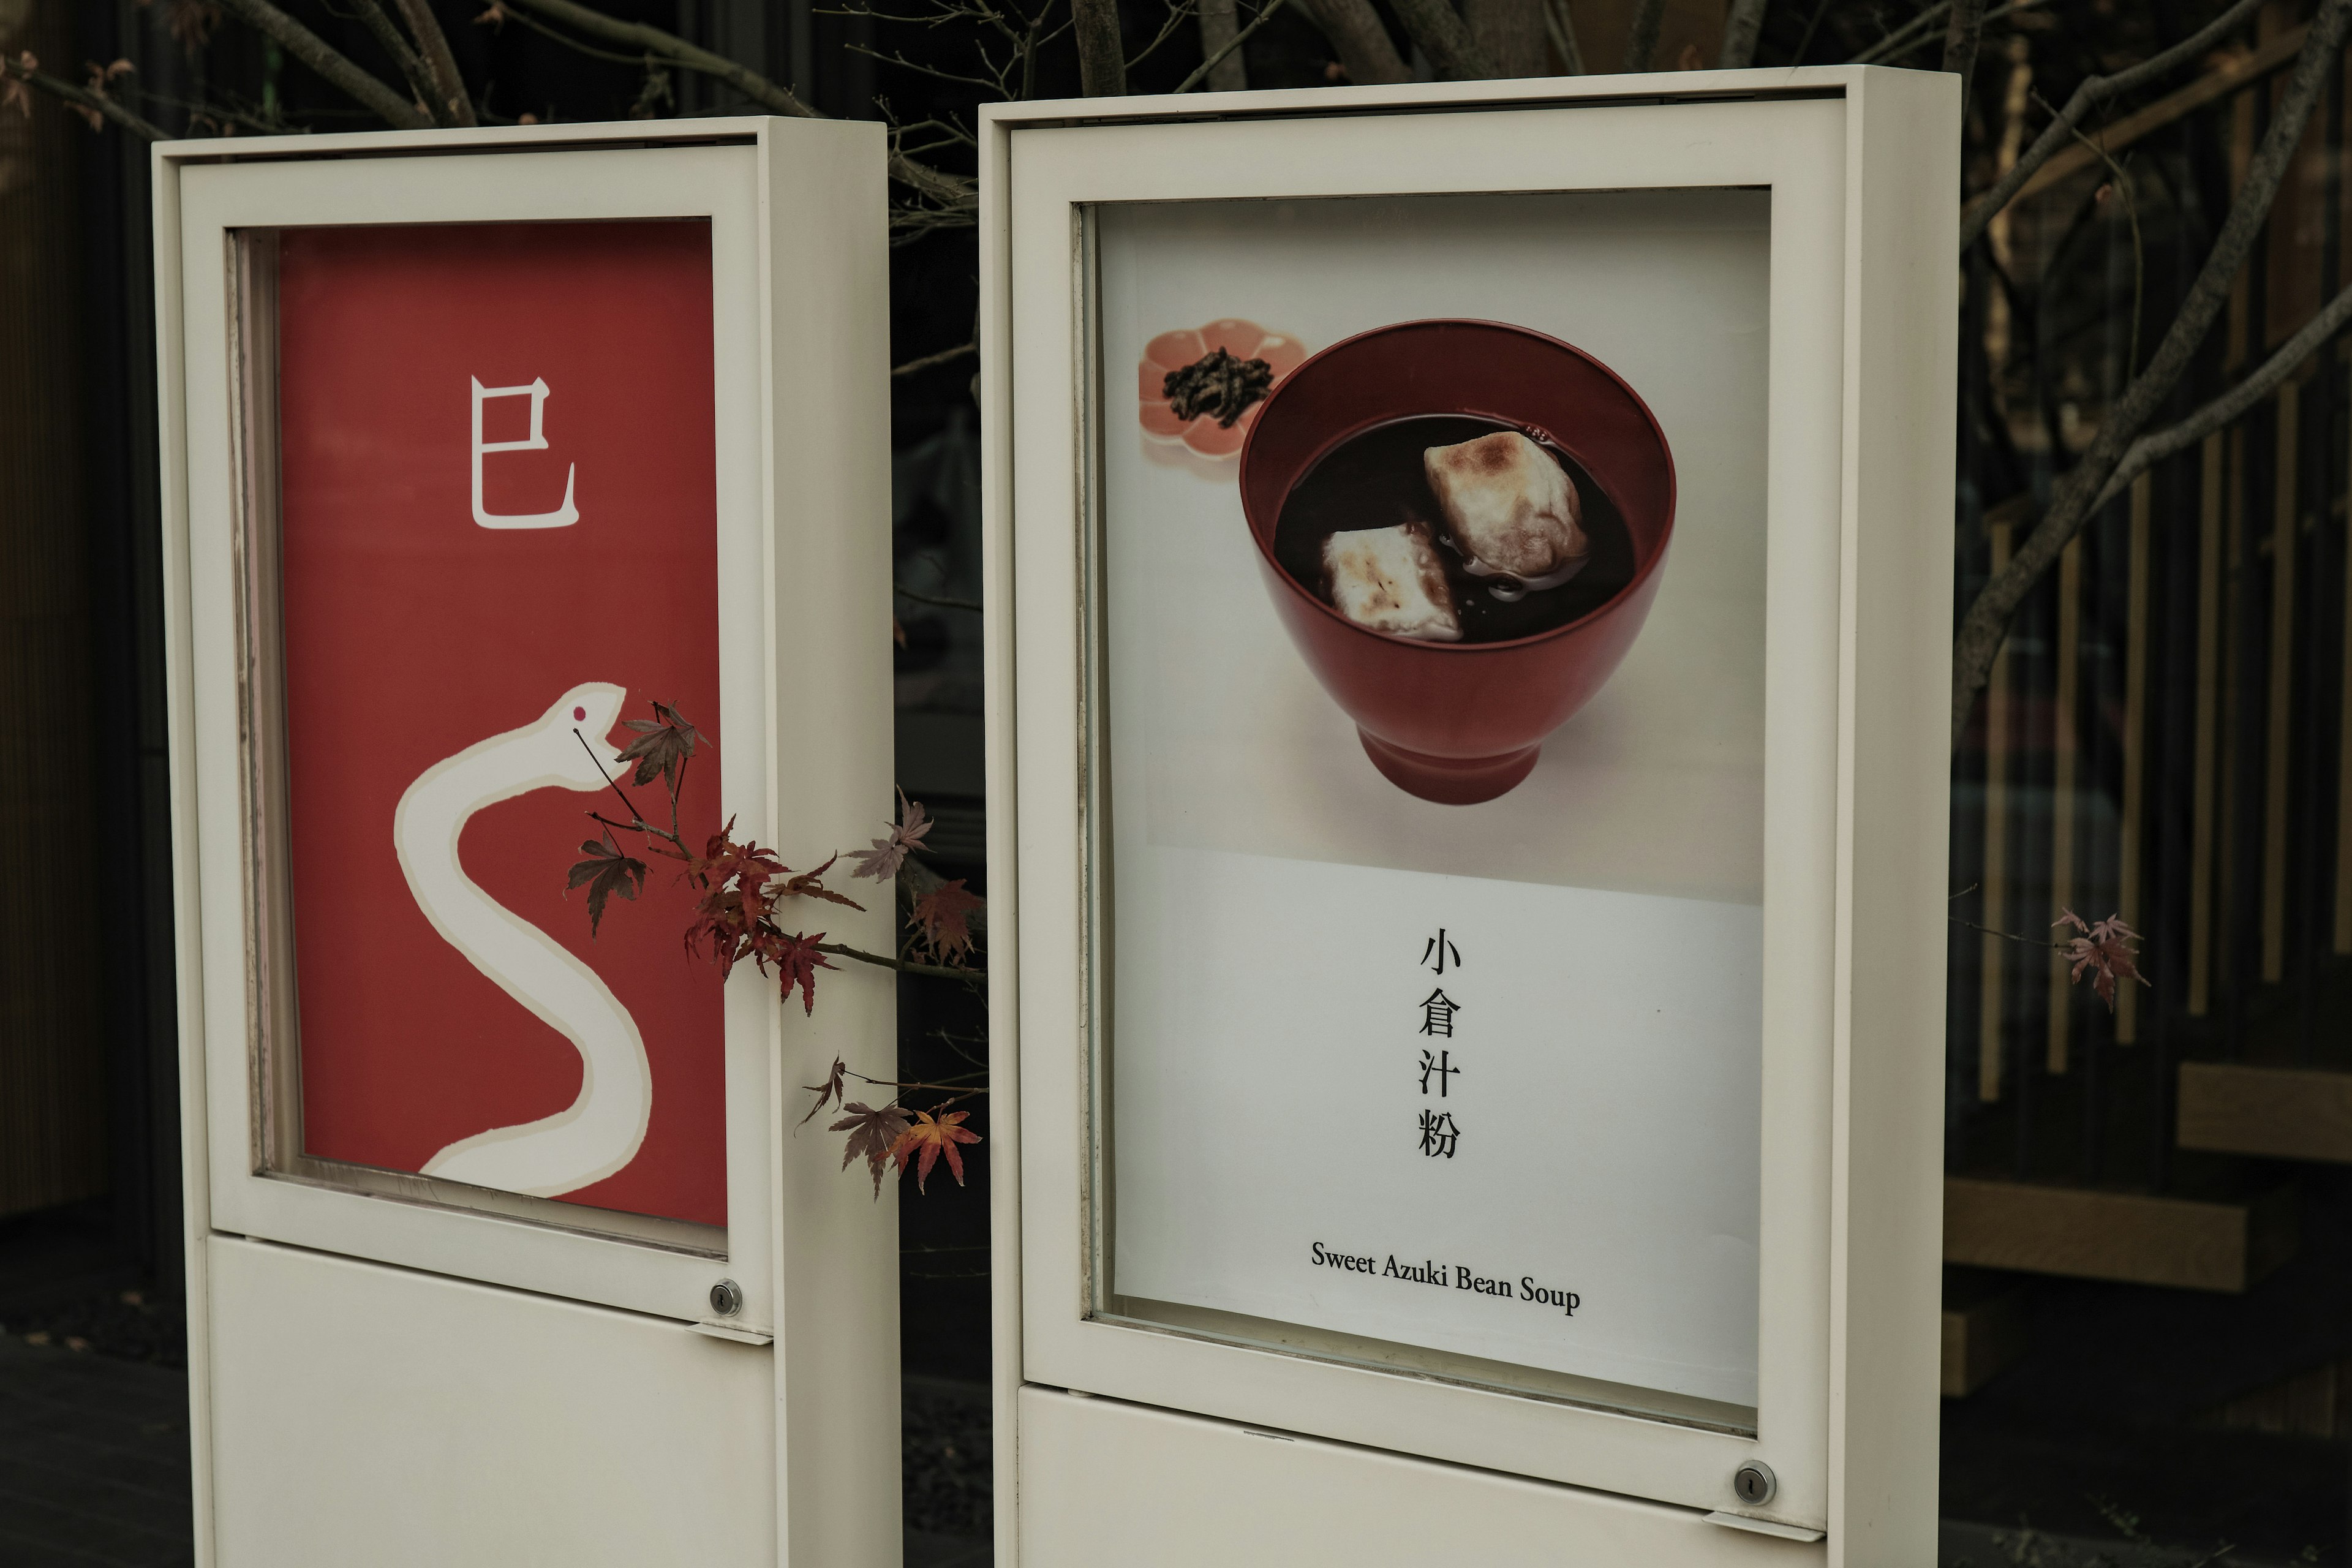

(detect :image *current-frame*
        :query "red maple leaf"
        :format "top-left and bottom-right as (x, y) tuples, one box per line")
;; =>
(765, 852), (865, 911)
(681, 821), (790, 978)
(2054, 908), (2149, 1011)
(832, 1102), (913, 1198)
(799, 1055), (848, 1126)
(891, 1109), (981, 1194)
(911, 878), (983, 963)
(565, 831), (646, 937)
(765, 930), (834, 1016)
(614, 698), (700, 792)
(850, 790), (934, 881)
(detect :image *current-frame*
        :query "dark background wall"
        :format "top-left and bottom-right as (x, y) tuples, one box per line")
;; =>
(0, 0), (107, 1232)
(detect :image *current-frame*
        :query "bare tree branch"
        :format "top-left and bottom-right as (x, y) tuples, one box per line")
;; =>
(1, 55), (167, 141)
(1198, 0), (1248, 89)
(1298, 0), (1411, 83)
(1958, 0), (2263, 254)
(503, 0), (821, 115)
(1072, 0), (1129, 93)
(1856, 0), (2053, 67)
(849, 43), (1009, 93)
(1939, 0), (1983, 94)
(1465, 0), (1546, 76)
(1126, 0), (1204, 73)
(1950, 0), (2352, 745)
(392, 0), (478, 125)
(2094, 277), (2352, 513)
(1621, 0), (1663, 70)
(500, 0), (974, 217)
(1175, 0), (1292, 91)
(2007, 21), (2303, 202)
(1542, 0), (1583, 72)
(216, 0), (431, 128)
(1852, 0), (1952, 65)
(1391, 0), (1493, 80)
(349, 0), (448, 123)
(2056, 104), (2142, 374)
(1718, 0), (1766, 68)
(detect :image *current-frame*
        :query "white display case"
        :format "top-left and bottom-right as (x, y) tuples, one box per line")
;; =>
(982, 67), (1957, 1564)
(155, 117), (898, 1566)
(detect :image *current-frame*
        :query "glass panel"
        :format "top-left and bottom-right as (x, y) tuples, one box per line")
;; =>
(1087, 190), (1771, 1427)
(233, 220), (728, 1253)
(1945, 28), (2352, 1554)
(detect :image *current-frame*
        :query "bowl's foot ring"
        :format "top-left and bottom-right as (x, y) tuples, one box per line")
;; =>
(1357, 731), (1540, 805)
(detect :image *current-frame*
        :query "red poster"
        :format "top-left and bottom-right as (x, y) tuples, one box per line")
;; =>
(276, 221), (726, 1229)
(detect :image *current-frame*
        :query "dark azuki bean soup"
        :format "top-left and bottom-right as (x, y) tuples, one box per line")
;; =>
(1271, 414), (1634, 645)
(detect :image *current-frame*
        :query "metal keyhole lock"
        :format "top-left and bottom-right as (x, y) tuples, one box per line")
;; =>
(1732, 1460), (1776, 1507)
(709, 1279), (744, 1317)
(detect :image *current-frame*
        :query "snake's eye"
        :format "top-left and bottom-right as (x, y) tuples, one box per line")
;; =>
(573, 706), (587, 722)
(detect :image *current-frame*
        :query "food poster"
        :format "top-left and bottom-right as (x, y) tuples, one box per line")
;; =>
(1097, 191), (1768, 1410)
(273, 221), (728, 1230)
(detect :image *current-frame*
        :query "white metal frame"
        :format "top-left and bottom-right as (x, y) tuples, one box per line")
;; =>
(179, 141), (777, 1327)
(157, 118), (900, 1566)
(983, 68), (1955, 1562)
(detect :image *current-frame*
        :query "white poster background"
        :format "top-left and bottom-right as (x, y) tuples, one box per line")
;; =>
(1098, 191), (1770, 1409)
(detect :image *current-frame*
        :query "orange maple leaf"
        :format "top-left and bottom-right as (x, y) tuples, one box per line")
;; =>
(891, 1109), (980, 1194)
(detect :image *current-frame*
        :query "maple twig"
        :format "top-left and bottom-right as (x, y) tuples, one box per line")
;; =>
(575, 728), (661, 840)
(930, 1025), (987, 1072)
(846, 1068), (988, 1094)
(816, 940), (984, 984)
(1949, 914), (2065, 952)
(882, 1086), (984, 1118)
(586, 809), (688, 858)
(892, 341), (976, 377)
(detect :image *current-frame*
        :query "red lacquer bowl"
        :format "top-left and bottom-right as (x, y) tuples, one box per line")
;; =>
(1237, 320), (1677, 805)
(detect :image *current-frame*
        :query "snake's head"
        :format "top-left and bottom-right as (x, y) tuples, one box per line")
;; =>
(541, 681), (628, 787)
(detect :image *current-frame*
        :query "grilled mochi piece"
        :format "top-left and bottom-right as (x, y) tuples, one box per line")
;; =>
(1320, 521), (1462, 641)
(1423, 431), (1588, 584)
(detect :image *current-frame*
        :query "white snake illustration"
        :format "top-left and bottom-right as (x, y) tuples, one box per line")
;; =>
(395, 682), (653, 1199)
